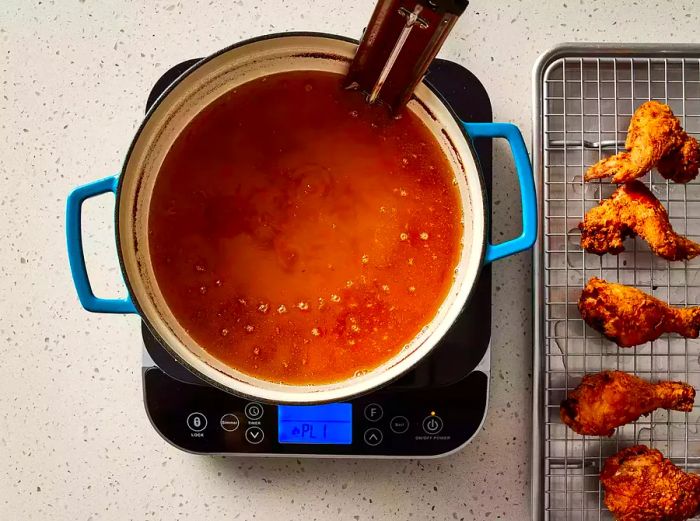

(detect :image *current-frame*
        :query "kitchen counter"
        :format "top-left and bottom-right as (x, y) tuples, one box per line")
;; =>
(1, 1), (698, 519)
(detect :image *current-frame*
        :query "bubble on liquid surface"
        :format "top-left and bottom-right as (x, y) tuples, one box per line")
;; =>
(353, 369), (368, 378)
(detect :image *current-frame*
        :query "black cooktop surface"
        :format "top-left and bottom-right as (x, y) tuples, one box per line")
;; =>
(142, 56), (493, 457)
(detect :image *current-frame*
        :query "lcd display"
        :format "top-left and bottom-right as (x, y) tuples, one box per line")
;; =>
(278, 403), (352, 444)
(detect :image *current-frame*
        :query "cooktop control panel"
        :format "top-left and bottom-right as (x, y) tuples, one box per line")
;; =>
(143, 367), (488, 456)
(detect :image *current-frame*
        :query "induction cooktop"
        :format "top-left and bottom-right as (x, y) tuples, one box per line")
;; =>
(142, 57), (493, 457)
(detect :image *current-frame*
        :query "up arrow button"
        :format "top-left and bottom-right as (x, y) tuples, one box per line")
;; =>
(363, 428), (383, 446)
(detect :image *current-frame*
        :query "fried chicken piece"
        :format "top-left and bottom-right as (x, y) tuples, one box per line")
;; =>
(657, 135), (700, 183)
(585, 101), (699, 183)
(560, 371), (695, 436)
(601, 445), (700, 521)
(578, 277), (700, 347)
(579, 180), (700, 261)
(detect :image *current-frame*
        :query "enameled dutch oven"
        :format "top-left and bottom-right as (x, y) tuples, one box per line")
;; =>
(66, 33), (536, 404)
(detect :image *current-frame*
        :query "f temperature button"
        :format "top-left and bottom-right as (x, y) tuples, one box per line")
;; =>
(364, 403), (383, 422)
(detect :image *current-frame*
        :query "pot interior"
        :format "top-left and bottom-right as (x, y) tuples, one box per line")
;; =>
(118, 34), (486, 403)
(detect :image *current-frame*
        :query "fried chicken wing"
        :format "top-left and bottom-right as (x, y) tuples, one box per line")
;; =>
(657, 134), (700, 183)
(579, 180), (700, 261)
(585, 101), (699, 183)
(601, 445), (700, 521)
(560, 371), (695, 436)
(578, 277), (700, 347)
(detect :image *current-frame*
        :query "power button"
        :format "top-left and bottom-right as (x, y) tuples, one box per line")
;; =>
(422, 415), (443, 435)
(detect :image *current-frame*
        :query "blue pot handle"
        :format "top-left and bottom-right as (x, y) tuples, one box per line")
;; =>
(462, 122), (537, 264)
(66, 175), (137, 313)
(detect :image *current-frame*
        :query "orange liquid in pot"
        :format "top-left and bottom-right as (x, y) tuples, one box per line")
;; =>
(148, 70), (463, 385)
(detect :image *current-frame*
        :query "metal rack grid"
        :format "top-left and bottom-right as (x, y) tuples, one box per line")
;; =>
(533, 45), (700, 521)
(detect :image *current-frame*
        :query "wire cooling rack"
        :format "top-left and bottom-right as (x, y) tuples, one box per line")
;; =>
(532, 45), (700, 521)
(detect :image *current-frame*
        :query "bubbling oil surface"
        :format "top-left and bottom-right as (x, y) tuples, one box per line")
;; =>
(148, 70), (463, 384)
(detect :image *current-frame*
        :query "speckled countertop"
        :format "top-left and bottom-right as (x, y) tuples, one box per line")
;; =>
(1, 1), (699, 520)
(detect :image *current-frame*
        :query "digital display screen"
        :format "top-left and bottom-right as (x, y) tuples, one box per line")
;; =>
(278, 403), (352, 445)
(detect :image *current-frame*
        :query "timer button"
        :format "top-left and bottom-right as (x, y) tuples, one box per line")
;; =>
(389, 416), (410, 434)
(186, 412), (207, 432)
(220, 413), (240, 432)
(245, 402), (264, 420)
(422, 415), (443, 435)
(363, 403), (383, 422)
(245, 426), (265, 444)
(363, 427), (383, 446)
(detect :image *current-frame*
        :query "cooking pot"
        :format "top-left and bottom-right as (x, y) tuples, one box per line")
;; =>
(66, 33), (536, 404)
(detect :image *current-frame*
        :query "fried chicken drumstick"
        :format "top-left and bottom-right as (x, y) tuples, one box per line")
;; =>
(579, 180), (700, 261)
(601, 445), (700, 521)
(578, 277), (700, 347)
(560, 371), (695, 436)
(585, 100), (700, 183)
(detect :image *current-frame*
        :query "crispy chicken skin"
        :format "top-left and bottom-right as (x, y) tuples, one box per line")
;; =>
(657, 136), (700, 183)
(601, 445), (700, 521)
(579, 180), (700, 261)
(578, 277), (700, 347)
(585, 101), (699, 183)
(560, 371), (695, 436)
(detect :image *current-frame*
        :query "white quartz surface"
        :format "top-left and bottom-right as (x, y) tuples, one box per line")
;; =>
(2, 1), (699, 519)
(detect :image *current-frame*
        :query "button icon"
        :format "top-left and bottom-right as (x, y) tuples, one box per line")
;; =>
(186, 412), (207, 432)
(363, 427), (383, 446)
(390, 416), (410, 434)
(220, 413), (240, 432)
(245, 402), (264, 420)
(422, 415), (443, 435)
(245, 426), (265, 444)
(363, 403), (383, 422)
